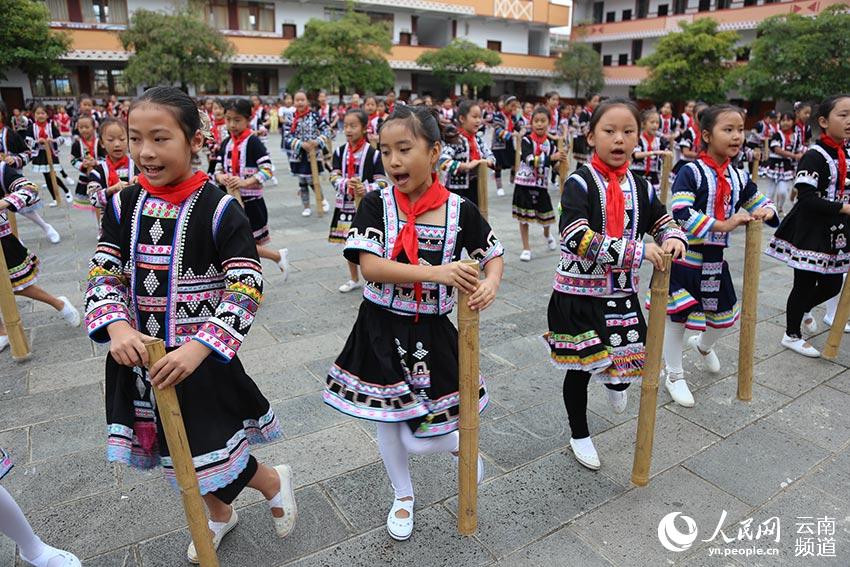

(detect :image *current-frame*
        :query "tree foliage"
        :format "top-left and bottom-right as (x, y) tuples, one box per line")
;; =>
(416, 39), (502, 94)
(282, 9), (394, 97)
(0, 0), (70, 80)
(636, 18), (738, 104)
(554, 40), (604, 99)
(727, 5), (850, 102)
(120, 9), (234, 91)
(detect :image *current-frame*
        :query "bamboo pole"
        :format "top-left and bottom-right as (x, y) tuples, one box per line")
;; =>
(513, 132), (522, 175)
(144, 339), (219, 567)
(43, 143), (65, 208)
(631, 253), (672, 487)
(557, 134), (568, 195)
(477, 162), (488, 220)
(353, 179), (363, 210)
(307, 148), (324, 218)
(737, 220), (762, 400)
(457, 259), (481, 535)
(0, 236), (31, 361)
(751, 138), (767, 182)
(226, 186), (244, 208)
(659, 153), (673, 205)
(823, 275), (850, 359)
(7, 211), (18, 239)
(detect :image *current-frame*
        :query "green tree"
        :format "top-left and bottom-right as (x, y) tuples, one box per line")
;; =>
(416, 39), (502, 96)
(554, 40), (604, 99)
(727, 5), (850, 102)
(636, 18), (738, 103)
(0, 0), (70, 80)
(120, 9), (234, 91)
(282, 8), (394, 98)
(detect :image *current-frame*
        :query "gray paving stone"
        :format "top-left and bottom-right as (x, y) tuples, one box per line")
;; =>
(26, 335), (94, 368)
(0, 383), (101, 431)
(0, 532), (15, 567)
(594, 408), (720, 487)
(0, 429), (30, 464)
(763, 385), (850, 451)
(81, 547), (137, 567)
(239, 334), (345, 373)
(251, 362), (325, 404)
(485, 335), (546, 371)
(824, 368), (850, 395)
(717, 320), (789, 362)
(805, 447), (850, 505)
(572, 466), (751, 567)
(683, 421), (831, 506)
(30, 413), (103, 462)
(26, 356), (106, 395)
(492, 526), (615, 567)
(273, 393), (350, 439)
(482, 362), (561, 414)
(753, 349), (845, 398)
(0, 369), (27, 401)
(666, 375), (793, 437)
(445, 451), (625, 558)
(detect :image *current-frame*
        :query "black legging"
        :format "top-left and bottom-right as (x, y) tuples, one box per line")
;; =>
(563, 369), (629, 439)
(785, 268), (843, 337)
(209, 455), (258, 504)
(42, 172), (69, 201)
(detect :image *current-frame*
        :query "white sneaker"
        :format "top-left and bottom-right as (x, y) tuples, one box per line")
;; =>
(496, 187), (505, 197)
(301, 208), (312, 217)
(187, 508), (238, 564)
(386, 498), (414, 541)
(322, 199), (330, 213)
(48, 201), (57, 207)
(270, 464), (298, 538)
(519, 249), (532, 262)
(270, 176), (279, 186)
(665, 371), (695, 407)
(781, 333), (820, 358)
(0, 335), (8, 353)
(20, 544), (81, 567)
(546, 235), (557, 251)
(277, 248), (289, 281)
(338, 280), (362, 293)
(802, 312), (818, 334)
(569, 437), (600, 470)
(823, 315), (850, 333)
(44, 225), (61, 244)
(606, 388), (628, 414)
(58, 297), (81, 327)
(687, 334), (721, 373)
(65, 192), (73, 203)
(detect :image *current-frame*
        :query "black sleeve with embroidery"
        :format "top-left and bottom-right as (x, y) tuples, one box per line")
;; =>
(794, 149), (843, 216)
(343, 190), (385, 264)
(459, 200), (504, 267)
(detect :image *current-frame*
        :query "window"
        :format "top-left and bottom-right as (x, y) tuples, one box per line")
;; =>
(91, 67), (130, 96)
(636, 0), (649, 19)
(81, 0), (128, 24)
(592, 1), (604, 23)
(716, 0), (730, 8)
(237, 1), (274, 32)
(282, 23), (297, 39)
(206, 1), (228, 29)
(46, 0), (69, 21)
(631, 39), (643, 62)
(399, 31), (411, 45)
(606, 11), (616, 22)
(673, 0), (687, 14)
(32, 73), (75, 97)
(487, 40), (502, 52)
(736, 47), (751, 61)
(603, 54), (612, 66)
(622, 9), (632, 20)
(592, 42), (602, 54)
(698, 0), (711, 11)
(657, 3), (669, 15)
(618, 53), (629, 65)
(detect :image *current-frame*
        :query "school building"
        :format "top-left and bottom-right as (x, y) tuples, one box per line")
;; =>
(0, 0), (571, 107)
(565, 0), (844, 100)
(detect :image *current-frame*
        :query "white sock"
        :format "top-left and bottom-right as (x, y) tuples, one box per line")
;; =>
(0, 486), (46, 561)
(663, 319), (686, 379)
(19, 211), (51, 233)
(571, 436), (596, 452)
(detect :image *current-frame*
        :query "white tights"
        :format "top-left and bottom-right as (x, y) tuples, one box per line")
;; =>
(0, 486), (72, 566)
(376, 422), (459, 499)
(19, 211), (52, 235)
(768, 179), (791, 211)
(662, 320), (723, 377)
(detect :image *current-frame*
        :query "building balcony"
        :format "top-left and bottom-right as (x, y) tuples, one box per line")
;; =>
(573, 0), (839, 42)
(603, 64), (648, 86)
(356, 0), (569, 26)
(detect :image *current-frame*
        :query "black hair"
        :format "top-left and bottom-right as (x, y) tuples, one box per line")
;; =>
(345, 108), (369, 129)
(588, 97), (640, 134)
(364, 95), (377, 106)
(130, 86), (201, 144)
(532, 105), (551, 120)
(815, 95), (850, 128)
(75, 114), (95, 128)
(640, 108), (659, 125)
(99, 117), (127, 138)
(544, 91), (559, 100)
(0, 101), (6, 124)
(79, 93), (93, 104)
(379, 104), (443, 148)
(223, 98), (252, 120)
(698, 104), (745, 150)
(793, 101), (812, 114)
(457, 99), (479, 119)
(502, 95), (518, 106)
(779, 111), (795, 123)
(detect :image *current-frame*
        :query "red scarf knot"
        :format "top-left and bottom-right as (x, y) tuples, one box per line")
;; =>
(642, 132), (656, 174)
(290, 109), (310, 134)
(346, 138), (366, 183)
(389, 175), (451, 321)
(106, 155), (129, 187)
(591, 153), (629, 238)
(698, 152), (732, 221)
(36, 122), (49, 141)
(229, 129), (253, 177)
(212, 118), (226, 145)
(81, 135), (97, 160)
(821, 134), (848, 199)
(139, 170), (208, 205)
(459, 129), (480, 161)
(502, 111), (514, 133)
(530, 132), (548, 157)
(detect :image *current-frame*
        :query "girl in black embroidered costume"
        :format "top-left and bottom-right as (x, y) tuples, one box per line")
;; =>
(438, 100), (495, 208)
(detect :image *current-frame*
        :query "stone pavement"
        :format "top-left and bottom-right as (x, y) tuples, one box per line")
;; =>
(1, 133), (848, 567)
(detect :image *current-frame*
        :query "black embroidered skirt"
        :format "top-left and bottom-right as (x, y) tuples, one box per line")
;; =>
(1, 234), (39, 291)
(512, 184), (555, 225)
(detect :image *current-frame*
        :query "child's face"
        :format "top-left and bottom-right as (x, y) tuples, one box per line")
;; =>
(102, 123), (128, 160)
(379, 120), (440, 195)
(224, 109), (249, 137)
(523, 102), (533, 115)
(34, 108), (47, 123)
(644, 114), (659, 133)
(780, 116), (794, 131)
(587, 105), (638, 169)
(283, 95), (293, 107)
(684, 101), (695, 115)
(58, 106), (66, 114)
(294, 93), (308, 112)
(443, 98), (452, 109)
(387, 92), (395, 104)
(548, 95), (559, 108)
(343, 113), (365, 144)
(251, 96), (261, 107)
(80, 99), (93, 113)
(212, 102), (225, 120)
(364, 99), (377, 115)
(797, 106), (811, 123)
(377, 101), (386, 115)
(129, 103), (202, 186)
(532, 113), (549, 136)
(819, 97), (850, 141)
(318, 92), (327, 105)
(77, 119), (94, 139)
(12, 109), (19, 117)
(424, 96), (432, 106)
(205, 99), (213, 111)
(460, 105), (482, 133)
(589, 95), (601, 109)
(350, 94), (361, 107)
(661, 103), (672, 116)
(705, 111), (745, 160)
(506, 100), (519, 115)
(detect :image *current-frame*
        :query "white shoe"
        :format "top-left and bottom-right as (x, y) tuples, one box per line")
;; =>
(270, 176), (279, 186)
(338, 279), (362, 293)
(277, 248), (289, 281)
(20, 544), (81, 567)
(0, 335), (8, 353)
(57, 297), (81, 327)
(386, 497), (414, 541)
(781, 333), (820, 358)
(65, 192), (73, 203)
(802, 312), (818, 334)
(823, 315), (850, 333)
(687, 334), (721, 373)
(45, 225), (61, 244)
(270, 464), (298, 538)
(606, 388), (628, 414)
(451, 452), (485, 484)
(301, 208), (312, 217)
(519, 249), (532, 262)
(48, 201), (57, 207)
(187, 508), (238, 564)
(322, 199), (330, 213)
(496, 187), (505, 197)
(546, 235), (557, 251)
(665, 371), (695, 407)
(569, 437), (600, 470)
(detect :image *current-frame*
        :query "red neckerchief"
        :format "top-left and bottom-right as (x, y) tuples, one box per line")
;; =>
(36, 121), (49, 141)
(642, 132), (656, 174)
(796, 120), (809, 145)
(290, 109), (310, 134)
(781, 129), (793, 151)
(550, 109), (558, 130)
(229, 128), (253, 176)
(81, 135), (97, 159)
(319, 104), (329, 120)
(459, 128), (480, 161)
(387, 103), (394, 114)
(821, 134), (848, 199)
(212, 118), (225, 144)
(139, 170), (207, 206)
(698, 152), (732, 221)
(584, 105), (594, 116)
(591, 153), (629, 237)
(390, 174), (451, 321)
(368, 112), (378, 124)
(530, 132), (548, 156)
(502, 111), (513, 133)
(346, 137), (366, 179)
(106, 155), (129, 187)
(661, 115), (672, 134)
(693, 127), (702, 152)
(523, 113), (532, 124)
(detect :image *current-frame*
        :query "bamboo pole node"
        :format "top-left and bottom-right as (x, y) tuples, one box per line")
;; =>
(308, 147), (324, 218)
(737, 220), (762, 400)
(457, 259), (480, 536)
